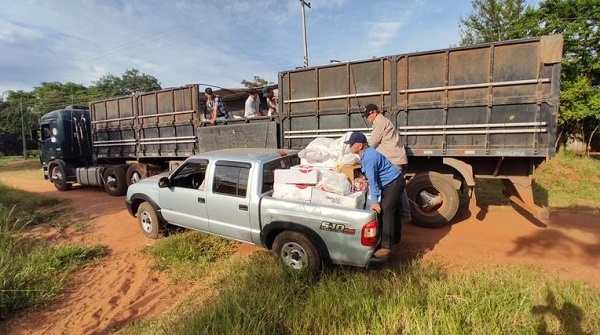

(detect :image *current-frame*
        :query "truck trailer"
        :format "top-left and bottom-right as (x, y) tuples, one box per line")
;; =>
(38, 35), (563, 228)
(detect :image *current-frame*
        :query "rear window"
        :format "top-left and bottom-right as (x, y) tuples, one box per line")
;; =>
(213, 161), (251, 197)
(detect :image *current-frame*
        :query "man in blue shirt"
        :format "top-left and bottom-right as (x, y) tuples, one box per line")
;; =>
(345, 132), (405, 258)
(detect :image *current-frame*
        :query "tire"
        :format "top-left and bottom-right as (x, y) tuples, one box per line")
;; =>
(103, 165), (127, 196)
(126, 163), (148, 187)
(50, 164), (72, 191)
(137, 202), (162, 239)
(272, 231), (322, 274)
(405, 172), (460, 228)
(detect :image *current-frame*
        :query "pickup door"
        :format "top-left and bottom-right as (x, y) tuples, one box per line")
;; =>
(158, 159), (210, 231)
(205, 160), (253, 242)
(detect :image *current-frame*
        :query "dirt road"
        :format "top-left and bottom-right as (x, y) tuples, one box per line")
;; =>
(0, 171), (599, 335)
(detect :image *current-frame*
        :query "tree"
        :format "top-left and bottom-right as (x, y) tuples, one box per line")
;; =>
(241, 76), (272, 88)
(92, 68), (161, 98)
(521, 0), (600, 152)
(459, 0), (529, 45)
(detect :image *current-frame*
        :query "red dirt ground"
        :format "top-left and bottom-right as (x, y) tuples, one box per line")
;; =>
(0, 171), (598, 335)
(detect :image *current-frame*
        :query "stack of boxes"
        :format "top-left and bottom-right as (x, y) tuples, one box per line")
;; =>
(272, 164), (366, 209)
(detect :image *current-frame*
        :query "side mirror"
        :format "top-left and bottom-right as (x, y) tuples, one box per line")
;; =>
(158, 177), (170, 188)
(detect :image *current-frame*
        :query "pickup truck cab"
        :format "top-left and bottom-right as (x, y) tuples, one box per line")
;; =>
(125, 148), (381, 273)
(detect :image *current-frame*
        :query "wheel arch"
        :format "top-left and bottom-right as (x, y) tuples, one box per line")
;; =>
(261, 222), (332, 266)
(128, 194), (166, 222)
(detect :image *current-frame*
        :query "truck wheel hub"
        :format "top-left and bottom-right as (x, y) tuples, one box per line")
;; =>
(281, 242), (306, 269)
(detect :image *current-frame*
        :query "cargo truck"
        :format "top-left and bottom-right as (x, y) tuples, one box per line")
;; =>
(38, 35), (563, 228)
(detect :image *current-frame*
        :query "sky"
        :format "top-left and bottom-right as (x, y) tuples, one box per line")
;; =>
(0, 0), (540, 95)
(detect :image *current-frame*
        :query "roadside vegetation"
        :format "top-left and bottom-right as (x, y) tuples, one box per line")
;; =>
(118, 253), (600, 335)
(144, 231), (239, 282)
(0, 181), (105, 319)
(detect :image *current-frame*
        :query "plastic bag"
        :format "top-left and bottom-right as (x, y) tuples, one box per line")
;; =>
(298, 148), (330, 163)
(316, 169), (352, 195)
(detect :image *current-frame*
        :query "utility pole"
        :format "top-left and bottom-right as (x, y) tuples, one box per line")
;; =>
(300, 0), (311, 67)
(21, 97), (27, 159)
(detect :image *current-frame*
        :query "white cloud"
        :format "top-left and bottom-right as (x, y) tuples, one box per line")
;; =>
(367, 21), (403, 51)
(0, 22), (44, 44)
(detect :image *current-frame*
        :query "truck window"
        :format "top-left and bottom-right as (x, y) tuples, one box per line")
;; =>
(213, 162), (250, 197)
(261, 154), (300, 194)
(171, 161), (208, 189)
(41, 123), (52, 141)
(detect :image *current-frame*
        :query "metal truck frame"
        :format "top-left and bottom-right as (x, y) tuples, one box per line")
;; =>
(38, 35), (563, 228)
(278, 35), (563, 227)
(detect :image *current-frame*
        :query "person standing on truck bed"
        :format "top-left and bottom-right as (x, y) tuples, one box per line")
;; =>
(363, 103), (411, 224)
(204, 87), (229, 124)
(245, 89), (261, 118)
(266, 89), (278, 116)
(345, 132), (405, 259)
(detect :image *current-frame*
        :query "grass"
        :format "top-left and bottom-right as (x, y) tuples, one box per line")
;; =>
(0, 156), (41, 173)
(0, 183), (105, 319)
(534, 151), (600, 210)
(117, 253), (600, 335)
(144, 230), (240, 282)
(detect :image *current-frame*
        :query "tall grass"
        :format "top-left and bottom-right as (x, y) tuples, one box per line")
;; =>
(0, 184), (106, 319)
(165, 254), (600, 335)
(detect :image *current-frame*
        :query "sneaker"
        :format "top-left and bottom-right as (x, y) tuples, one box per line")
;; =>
(374, 248), (392, 259)
(401, 216), (412, 224)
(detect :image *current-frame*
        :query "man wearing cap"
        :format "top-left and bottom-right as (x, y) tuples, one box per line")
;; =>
(345, 132), (405, 258)
(245, 89), (261, 118)
(363, 103), (411, 223)
(204, 87), (229, 124)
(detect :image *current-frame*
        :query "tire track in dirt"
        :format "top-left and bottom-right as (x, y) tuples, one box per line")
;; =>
(0, 173), (190, 335)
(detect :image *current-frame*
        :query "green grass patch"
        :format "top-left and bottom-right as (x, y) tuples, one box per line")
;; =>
(0, 183), (61, 218)
(0, 206), (106, 319)
(534, 150), (600, 210)
(144, 231), (239, 281)
(0, 182), (106, 319)
(0, 157), (41, 173)
(135, 254), (599, 335)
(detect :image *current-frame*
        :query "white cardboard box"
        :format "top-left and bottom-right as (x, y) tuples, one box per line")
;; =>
(311, 188), (366, 209)
(290, 164), (334, 173)
(272, 183), (314, 202)
(274, 168), (319, 184)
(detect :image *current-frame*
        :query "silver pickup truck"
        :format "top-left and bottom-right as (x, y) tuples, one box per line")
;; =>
(125, 148), (381, 273)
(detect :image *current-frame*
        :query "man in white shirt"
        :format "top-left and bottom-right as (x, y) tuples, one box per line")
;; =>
(244, 89), (261, 118)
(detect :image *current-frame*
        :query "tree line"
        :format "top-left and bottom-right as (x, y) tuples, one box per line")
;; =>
(0, 69), (161, 156)
(0, 0), (598, 156)
(460, 0), (600, 153)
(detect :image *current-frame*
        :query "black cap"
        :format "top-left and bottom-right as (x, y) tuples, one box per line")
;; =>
(362, 104), (378, 117)
(344, 132), (368, 145)
(204, 87), (213, 94)
(249, 89), (258, 95)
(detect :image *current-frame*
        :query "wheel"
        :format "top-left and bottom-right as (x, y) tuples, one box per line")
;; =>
(272, 231), (322, 274)
(137, 202), (162, 239)
(126, 163), (148, 186)
(50, 164), (72, 191)
(405, 172), (460, 228)
(103, 166), (127, 196)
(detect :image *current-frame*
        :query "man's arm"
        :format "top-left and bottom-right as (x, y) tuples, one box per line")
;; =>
(368, 119), (384, 148)
(210, 105), (217, 124)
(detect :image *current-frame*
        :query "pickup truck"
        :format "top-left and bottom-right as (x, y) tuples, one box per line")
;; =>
(125, 148), (381, 273)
